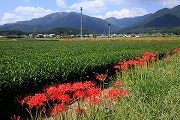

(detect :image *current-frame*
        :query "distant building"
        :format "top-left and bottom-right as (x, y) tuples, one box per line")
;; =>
(8, 35), (19, 38)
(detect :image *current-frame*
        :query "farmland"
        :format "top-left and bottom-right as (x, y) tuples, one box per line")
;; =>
(0, 37), (180, 118)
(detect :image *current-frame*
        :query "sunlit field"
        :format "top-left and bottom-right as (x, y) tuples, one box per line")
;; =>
(0, 36), (180, 119)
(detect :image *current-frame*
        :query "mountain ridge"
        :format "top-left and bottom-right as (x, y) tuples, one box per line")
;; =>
(0, 12), (121, 33)
(105, 14), (152, 28)
(1, 5), (180, 33)
(120, 5), (180, 32)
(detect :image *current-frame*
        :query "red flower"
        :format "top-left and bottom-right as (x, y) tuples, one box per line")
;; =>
(87, 87), (101, 96)
(73, 90), (87, 100)
(106, 89), (129, 100)
(114, 81), (124, 88)
(51, 104), (66, 116)
(96, 74), (107, 81)
(166, 51), (171, 55)
(138, 61), (145, 66)
(56, 94), (71, 103)
(45, 86), (58, 100)
(11, 115), (20, 120)
(83, 81), (96, 89)
(87, 95), (102, 105)
(29, 93), (47, 108)
(151, 57), (156, 61)
(72, 82), (85, 91)
(106, 88), (121, 100)
(73, 108), (86, 115)
(57, 83), (73, 93)
(20, 95), (33, 106)
(114, 65), (121, 69)
(119, 89), (129, 97)
(165, 57), (170, 61)
(120, 63), (128, 70)
(127, 60), (136, 66)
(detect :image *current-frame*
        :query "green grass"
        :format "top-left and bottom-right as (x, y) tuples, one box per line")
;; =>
(112, 54), (180, 119)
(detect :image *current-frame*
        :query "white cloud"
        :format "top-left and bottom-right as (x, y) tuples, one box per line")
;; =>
(15, 6), (54, 18)
(107, 0), (160, 4)
(56, 0), (67, 7)
(162, 0), (180, 8)
(93, 15), (104, 19)
(108, 0), (180, 7)
(69, 0), (106, 13)
(0, 13), (22, 25)
(0, 6), (55, 25)
(105, 8), (148, 19)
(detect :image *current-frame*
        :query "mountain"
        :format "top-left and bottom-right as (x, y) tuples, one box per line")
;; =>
(120, 5), (180, 32)
(105, 14), (152, 28)
(1, 5), (180, 34)
(0, 12), (121, 33)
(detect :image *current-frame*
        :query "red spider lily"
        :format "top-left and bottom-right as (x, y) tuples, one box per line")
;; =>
(106, 88), (129, 100)
(96, 74), (107, 81)
(119, 89), (129, 97)
(173, 48), (180, 53)
(127, 60), (136, 66)
(86, 95), (102, 105)
(11, 115), (20, 120)
(45, 85), (58, 94)
(113, 65), (121, 69)
(142, 52), (157, 62)
(106, 88), (121, 100)
(56, 94), (72, 104)
(73, 108), (86, 115)
(87, 87), (101, 96)
(133, 60), (140, 65)
(73, 90), (87, 100)
(142, 55), (150, 61)
(143, 51), (156, 57)
(29, 93), (47, 108)
(83, 81), (96, 89)
(20, 95), (33, 106)
(138, 61), (145, 66)
(45, 86), (58, 99)
(57, 83), (73, 93)
(114, 81), (124, 88)
(72, 82), (85, 91)
(120, 63), (128, 70)
(166, 51), (171, 55)
(118, 61), (124, 65)
(51, 104), (66, 116)
(165, 57), (170, 61)
(151, 57), (156, 61)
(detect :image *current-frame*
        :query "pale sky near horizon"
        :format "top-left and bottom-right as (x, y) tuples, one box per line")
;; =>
(0, 0), (180, 25)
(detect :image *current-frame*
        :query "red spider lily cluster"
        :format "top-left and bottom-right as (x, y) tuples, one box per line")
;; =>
(165, 48), (180, 56)
(165, 48), (180, 61)
(114, 51), (157, 71)
(106, 88), (129, 100)
(172, 48), (180, 54)
(19, 79), (129, 117)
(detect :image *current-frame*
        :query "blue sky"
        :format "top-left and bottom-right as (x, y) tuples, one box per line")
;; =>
(0, 0), (180, 25)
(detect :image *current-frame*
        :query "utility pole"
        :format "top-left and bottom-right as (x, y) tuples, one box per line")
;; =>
(108, 23), (111, 41)
(80, 7), (83, 39)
